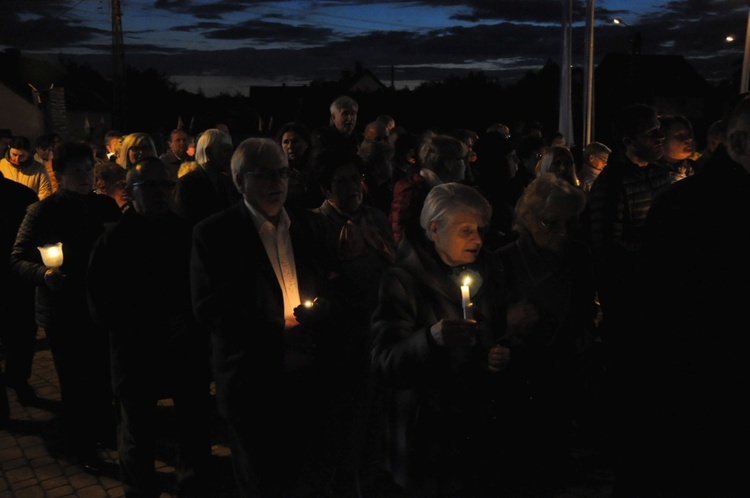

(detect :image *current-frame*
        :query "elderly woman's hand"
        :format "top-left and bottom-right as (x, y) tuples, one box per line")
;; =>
(488, 345), (511, 372)
(430, 318), (478, 348)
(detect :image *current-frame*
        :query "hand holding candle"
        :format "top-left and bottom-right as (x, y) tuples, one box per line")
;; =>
(293, 297), (330, 326)
(461, 277), (473, 320)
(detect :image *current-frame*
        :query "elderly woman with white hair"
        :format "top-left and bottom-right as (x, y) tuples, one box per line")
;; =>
(371, 182), (510, 497)
(174, 128), (238, 226)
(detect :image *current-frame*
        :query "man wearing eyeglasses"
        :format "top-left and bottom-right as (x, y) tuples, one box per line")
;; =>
(191, 137), (333, 498)
(88, 156), (210, 497)
(615, 95), (750, 498)
(578, 141), (611, 194)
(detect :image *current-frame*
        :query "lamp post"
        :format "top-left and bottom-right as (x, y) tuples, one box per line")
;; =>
(583, 0), (596, 145)
(742, 5), (750, 93)
(613, 18), (642, 56)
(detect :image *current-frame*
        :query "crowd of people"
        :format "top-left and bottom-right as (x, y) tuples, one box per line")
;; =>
(1, 90), (748, 498)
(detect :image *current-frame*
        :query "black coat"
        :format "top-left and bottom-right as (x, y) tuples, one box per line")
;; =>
(370, 234), (507, 493)
(173, 166), (240, 226)
(190, 202), (329, 425)
(11, 189), (122, 327)
(88, 209), (205, 396)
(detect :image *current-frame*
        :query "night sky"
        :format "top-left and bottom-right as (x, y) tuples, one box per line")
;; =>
(1, 0), (746, 96)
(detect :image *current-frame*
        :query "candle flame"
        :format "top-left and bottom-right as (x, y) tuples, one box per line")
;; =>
(463, 277), (471, 286)
(304, 300), (313, 308)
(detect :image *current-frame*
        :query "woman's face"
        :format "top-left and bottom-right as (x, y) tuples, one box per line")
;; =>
(662, 122), (694, 162)
(430, 208), (485, 267)
(529, 198), (579, 252)
(8, 147), (29, 166)
(127, 140), (154, 167)
(281, 131), (308, 165)
(326, 163), (363, 215)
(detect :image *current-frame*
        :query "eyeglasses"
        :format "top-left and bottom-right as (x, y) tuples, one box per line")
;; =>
(539, 218), (579, 232)
(129, 145), (152, 153)
(245, 167), (291, 181)
(593, 155), (608, 163)
(131, 180), (176, 190)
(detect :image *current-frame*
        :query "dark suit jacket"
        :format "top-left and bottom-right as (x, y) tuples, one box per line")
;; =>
(191, 201), (328, 427)
(174, 166), (240, 227)
(88, 209), (204, 397)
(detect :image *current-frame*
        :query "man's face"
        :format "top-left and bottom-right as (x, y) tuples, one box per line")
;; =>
(332, 106), (357, 136)
(59, 157), (95, 195)
(588, 152), (609, 171)
(628, 116), (665, 164)
(130, 164), (174, 217)
(169, 131), (188, 157)
(106, 137), (120, 155)
(281, 131), (309, 164)
(326, 163), (363, 215)
(36, 146), (53, 162)
(238, 151), (289, 220)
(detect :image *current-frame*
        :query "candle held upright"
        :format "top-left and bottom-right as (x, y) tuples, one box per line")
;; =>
(461, 276), (473, 319)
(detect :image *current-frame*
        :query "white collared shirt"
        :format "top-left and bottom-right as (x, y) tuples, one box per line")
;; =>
(244, 200), (301, 321)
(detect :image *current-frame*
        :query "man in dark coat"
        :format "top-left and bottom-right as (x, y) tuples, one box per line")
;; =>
(11, 141), (122, 471)
(0, 171), (39, 422)
(88, 157), (211, 497)
(616, 94), (750, 497)
(191, 137), (333, 498)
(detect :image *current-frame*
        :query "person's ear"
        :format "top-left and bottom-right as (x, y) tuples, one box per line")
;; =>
(233, 172), (245, 195)
(428, 220), (440, 241)
(728, 130), (747, 156)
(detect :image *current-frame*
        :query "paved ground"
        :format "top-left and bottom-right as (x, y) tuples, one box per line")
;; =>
(1, 329), (614, 498)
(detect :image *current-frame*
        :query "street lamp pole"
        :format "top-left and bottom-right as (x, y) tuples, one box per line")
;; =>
(741, 6), (750, 93)
(613, 18), (641, 55)
(583, 0), (595, 145)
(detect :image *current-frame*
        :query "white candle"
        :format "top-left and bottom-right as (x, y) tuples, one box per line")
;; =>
(461, 277), (473, 319)
(38, 242), (63, 268)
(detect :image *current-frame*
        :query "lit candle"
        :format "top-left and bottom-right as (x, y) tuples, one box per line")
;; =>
(461, 277), (473, 319)
(303, 300), (314, 308)
(38, 242), (63, 268)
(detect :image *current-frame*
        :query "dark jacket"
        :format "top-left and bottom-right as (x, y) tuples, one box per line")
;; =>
(1, 175), (37, 300)
(88, 209), (204, 396)
(621, 144), (750, 497)
(370, 233), (507, 493)
(173, 166), (240, 226)
(11, 189), (121, 327)
(190, 202), (329, 425)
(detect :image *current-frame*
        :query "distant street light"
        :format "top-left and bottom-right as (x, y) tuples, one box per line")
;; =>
(613, 18), (642, 55)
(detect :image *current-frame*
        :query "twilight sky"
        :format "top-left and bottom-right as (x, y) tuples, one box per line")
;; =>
(1, 0), (746, 96)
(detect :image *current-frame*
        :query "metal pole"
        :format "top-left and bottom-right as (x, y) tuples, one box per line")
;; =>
(112, 0), (126, 131)
(742, 7), (750, 93)
(583, 0), (595, 145)
(558, 0), (574, 146)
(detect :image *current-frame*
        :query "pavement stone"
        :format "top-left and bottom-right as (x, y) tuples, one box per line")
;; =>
(2, 329), (615, 498)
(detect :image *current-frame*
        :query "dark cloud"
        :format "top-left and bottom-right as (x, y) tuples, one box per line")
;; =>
(1, 0), (746, 94)
(201, 19), (334, 43)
